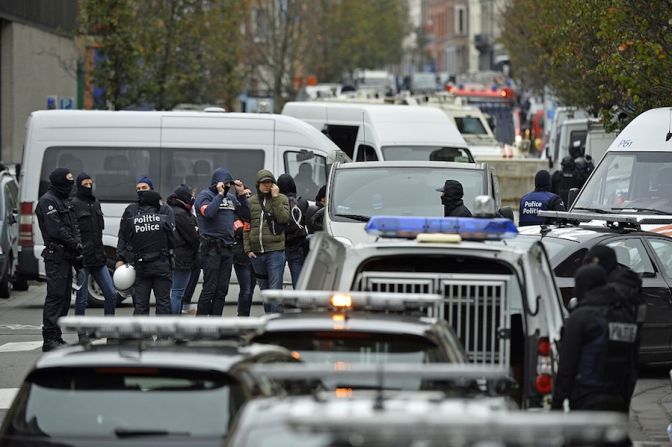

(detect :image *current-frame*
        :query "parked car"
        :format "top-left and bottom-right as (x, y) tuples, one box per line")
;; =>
(0, 168), (25, 298)
(517, 220), (672, 363)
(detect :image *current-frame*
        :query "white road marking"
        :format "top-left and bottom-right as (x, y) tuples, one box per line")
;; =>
(0, 324), (42, 330)
(0, 388), (18, 409)
(0, 341), (43, 352)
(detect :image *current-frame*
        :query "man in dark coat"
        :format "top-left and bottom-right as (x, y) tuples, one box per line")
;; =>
(277, 174), (309, 287)
(551, 156), (579, 206)
(71, 172), (117, 316)
(35, 168), (81, 351)
(552, 264), (638, 413)
(306, 185), (326, 233)
(436, 180), (472, 217)
(167, 185), (199, 314)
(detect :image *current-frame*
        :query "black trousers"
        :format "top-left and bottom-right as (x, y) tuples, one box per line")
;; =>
(43, 258), (73, 342)
(197, 247), (233, 316)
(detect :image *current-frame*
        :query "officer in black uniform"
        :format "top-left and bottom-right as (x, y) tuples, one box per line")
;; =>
(551, 156), (579, 206)
(518, 170), (565, 226)
(116, 190), (174, 315)
(36, 168), (81, 352)
(551, 264), (638, 413)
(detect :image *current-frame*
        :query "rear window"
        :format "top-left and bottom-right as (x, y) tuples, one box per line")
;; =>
(39, 146), (265, 202)
(7, 367), (241, 438)
(381, 145), (472, 163)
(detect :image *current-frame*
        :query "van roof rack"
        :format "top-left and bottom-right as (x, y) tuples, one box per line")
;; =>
(538, 210), (672, 231)
(59, 316), (267, 341)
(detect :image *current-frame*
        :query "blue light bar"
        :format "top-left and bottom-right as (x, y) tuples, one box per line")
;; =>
(364, 216), (518, 240)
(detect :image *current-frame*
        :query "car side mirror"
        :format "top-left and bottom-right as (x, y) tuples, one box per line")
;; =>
(498, 206), (514, 221)
(567, 188), (579, 209)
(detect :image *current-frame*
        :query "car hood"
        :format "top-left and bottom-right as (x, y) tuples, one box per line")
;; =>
(327, 220), (376, 247)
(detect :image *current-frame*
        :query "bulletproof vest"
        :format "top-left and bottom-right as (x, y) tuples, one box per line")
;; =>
(519, 191), (556, 226)
(128, 207), (169, 262)
(557, 173), (577, 205)
(576, 302), (637, 393)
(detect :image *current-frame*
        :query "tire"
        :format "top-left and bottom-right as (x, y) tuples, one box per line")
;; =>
(0, 259), (10, 298)
(11, 276), (29, 291)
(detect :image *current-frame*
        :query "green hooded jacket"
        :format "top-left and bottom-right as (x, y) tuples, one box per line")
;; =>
(244, 169), (290, 254)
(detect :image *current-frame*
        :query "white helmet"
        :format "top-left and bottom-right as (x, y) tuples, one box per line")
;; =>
(113, 264), (136, 291)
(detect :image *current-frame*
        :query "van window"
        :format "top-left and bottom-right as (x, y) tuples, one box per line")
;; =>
(284, 152), (326, 201)
(161, 148), (265, 193)
(40, 147), (160, 202)
(381, 145), (471, 162)
(323, 125), (358, 158)
(569, 130), (587, 153)
(356, 145), (378, 162)
(454, 116), (487, 135)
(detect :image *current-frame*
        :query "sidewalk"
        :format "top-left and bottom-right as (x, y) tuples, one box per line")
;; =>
(630, 378), (672, 446)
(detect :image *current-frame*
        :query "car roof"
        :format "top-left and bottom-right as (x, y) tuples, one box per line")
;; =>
(517, 225), (662, 244)
(260, 312), (444, 338)
(334, 160), (486, 171)
(33, 342), (288, 371)
(352, 237), (528, 257)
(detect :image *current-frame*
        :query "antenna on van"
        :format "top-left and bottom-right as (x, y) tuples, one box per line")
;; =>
(666, 108), (672, 142)
(362, 112), (366, 159)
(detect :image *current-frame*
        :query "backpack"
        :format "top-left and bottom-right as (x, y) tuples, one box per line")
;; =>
(287, 196), (308, 237)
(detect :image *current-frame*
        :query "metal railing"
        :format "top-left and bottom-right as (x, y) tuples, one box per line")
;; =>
(356, 272), (511, 365)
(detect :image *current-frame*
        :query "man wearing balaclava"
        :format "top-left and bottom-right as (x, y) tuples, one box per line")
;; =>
(117, 190), (175, 315)
(518, 169), (565, 226)
(551, 264), (637, 413)
(115, 175), (174, 270)
(35, 167), (81, 352)
(71, 172), (118, 318)
(436, 180), (472, 217)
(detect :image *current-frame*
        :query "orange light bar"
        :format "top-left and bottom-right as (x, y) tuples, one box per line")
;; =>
(330, 294), (352, 309)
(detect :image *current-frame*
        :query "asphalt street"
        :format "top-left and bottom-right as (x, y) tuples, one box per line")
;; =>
(0, 282), (670, 445)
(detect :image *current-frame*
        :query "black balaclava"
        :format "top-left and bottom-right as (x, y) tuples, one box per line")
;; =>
(139, 190), (161, 211)
(49, 168), (74, 199)
(561, 156), (575, 174)
(76, 172), (94, 199)
(174, 184), (194, 205)
(136, 175), (155, 201)
(277, 174), (297, 196)
(574, 264), (607, 302)
(584, 245), (618, 273)
(534, 170), (551, 192)
(441, 180), (465, 214)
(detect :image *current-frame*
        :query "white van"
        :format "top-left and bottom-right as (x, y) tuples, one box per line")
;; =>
(570, 107), (672, 220)
(17, 110), (345, 304)
(556, 117), (600, 163)
(545, 107), (588, 168)
(584, 124), (617, 164)
(281, 102), (473, 163)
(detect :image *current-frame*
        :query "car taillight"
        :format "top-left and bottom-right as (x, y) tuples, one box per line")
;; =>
(19, 201), (33, 247)
(535, 336), (553, 395)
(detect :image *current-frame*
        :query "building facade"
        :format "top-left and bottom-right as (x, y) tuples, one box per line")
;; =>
(424, 0), (469, 76)
(0, 1), (78, 164)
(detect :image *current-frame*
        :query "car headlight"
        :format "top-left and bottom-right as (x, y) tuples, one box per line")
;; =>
(333, 236), (352, 248)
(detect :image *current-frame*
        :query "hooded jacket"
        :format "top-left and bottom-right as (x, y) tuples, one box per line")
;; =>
(244, 169), (290, 254)
(71, 172), (107, 267)
(194, 168), (249, 244)
(277, 174), (309, 249)
(167, 191), (199, 270)
(519, 170), (565, 226)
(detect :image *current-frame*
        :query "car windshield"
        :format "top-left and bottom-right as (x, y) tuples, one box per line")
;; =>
(573, 151), (672, 214)
(381, 146), (472, 162)
(253, 331), (445, 389)
(330, 167), (484, 221)
(8, 367), (234, 438)
(454, 116), (488, 136)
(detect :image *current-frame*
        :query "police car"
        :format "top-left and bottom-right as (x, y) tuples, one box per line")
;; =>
(0, 317), (295, 447)
(224, 365), (627, 447)
(518, 210), (672, 363)
(249, 290), (467, 385)
(324, 161), (509, 246)
(298, 214), (565, 408)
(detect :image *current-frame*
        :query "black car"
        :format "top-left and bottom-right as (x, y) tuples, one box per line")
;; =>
(0, 169), (25, 298)
(515, 223), (672, 363)
(0, 316), (296, 447)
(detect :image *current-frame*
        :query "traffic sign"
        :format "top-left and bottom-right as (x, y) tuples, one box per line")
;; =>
(59, 97), (74, 110)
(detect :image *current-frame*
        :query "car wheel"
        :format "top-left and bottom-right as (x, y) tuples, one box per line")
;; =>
(11, 276), (29, 291)
(0, 258), (10, 298)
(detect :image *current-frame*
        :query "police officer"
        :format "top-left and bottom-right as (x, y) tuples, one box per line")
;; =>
(551, 156), (579, 206)
(71, 172), (118, 317)
(194, 168), (248, 316)
(36, 168), (81, 352)
(436, 180), (472, 217)
(570, 142), (595, 188)
(551, 264), (638, 413)
(116, 190), (174, 315)
(518, 170), (565, 226)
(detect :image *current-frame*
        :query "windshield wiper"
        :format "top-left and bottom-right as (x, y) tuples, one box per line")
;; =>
(114, 428), (191, 438)
(334, 213), (371, 222)
(611, 207), (670, 215)
(571, 207), (610, 214)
